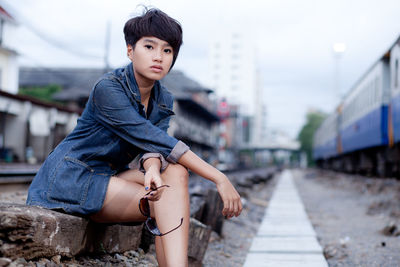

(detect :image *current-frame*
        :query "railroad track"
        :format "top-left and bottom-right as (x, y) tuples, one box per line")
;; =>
(0, 165), (39, 193)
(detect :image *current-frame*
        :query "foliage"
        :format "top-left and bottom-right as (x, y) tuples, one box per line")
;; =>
(19, 84), (62, 104)
(297, 110), (327, 166)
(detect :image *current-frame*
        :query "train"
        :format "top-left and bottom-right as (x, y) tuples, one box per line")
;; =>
(313, 36), (400, 177)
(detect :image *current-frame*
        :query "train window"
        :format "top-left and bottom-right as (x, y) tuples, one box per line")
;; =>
(369, 81), (373, 106)
(396, 59), (399, 88)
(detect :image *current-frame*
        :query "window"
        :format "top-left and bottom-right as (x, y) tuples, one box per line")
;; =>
(0, 68), (3, 89)
(395, 59), (399, 88)
(0, 19), (4, 45)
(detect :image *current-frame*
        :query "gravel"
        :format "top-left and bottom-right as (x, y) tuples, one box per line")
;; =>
(7, 168), (400, 266)
(294, 168), (400, 267)
(0, 170), (277, 266)
(201, 174), (277, 266)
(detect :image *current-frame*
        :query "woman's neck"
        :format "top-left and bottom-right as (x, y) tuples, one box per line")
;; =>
(137, 81), (154, 110)
(139, 84), (152, 107)
(134, 71), (154, 109)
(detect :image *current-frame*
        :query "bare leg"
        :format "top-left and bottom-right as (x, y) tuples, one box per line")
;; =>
(155, 236), (167, 267)
(155, 164), (190, 267)
(90, 165), (190, 267)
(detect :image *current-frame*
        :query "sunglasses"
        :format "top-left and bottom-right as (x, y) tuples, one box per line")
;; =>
(138, 185), (183, 236)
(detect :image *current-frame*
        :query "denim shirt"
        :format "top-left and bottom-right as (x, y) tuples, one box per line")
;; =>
(26, 63), (189, 215)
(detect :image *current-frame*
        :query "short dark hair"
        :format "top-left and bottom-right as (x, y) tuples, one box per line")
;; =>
(124, 8), (183, 69)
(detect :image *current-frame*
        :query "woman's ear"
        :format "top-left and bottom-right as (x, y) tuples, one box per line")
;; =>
(127, 45), (134, 61)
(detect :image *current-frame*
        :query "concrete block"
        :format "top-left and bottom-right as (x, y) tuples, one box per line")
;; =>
(244, 253), (328, 267)
(0, 204), (142, 260)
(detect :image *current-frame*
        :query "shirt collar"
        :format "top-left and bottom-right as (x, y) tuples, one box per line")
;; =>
(125, 62), (161, 103)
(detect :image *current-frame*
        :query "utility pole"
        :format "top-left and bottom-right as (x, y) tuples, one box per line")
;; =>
(104, 20), (111, 71)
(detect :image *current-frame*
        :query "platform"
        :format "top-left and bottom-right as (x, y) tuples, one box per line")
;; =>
(243, 170), (328, 267)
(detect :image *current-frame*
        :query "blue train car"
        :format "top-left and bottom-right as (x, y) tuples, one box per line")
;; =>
(339, 60), (390, 154)
(313, 111), (339, 161)
(313, 36), (400, 176)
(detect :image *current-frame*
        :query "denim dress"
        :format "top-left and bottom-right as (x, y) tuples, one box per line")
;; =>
(26, 63), (189, 215)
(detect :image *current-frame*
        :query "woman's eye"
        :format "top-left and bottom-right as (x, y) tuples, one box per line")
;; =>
(145, 45), (153, 50)
(164, 48), (172, 54)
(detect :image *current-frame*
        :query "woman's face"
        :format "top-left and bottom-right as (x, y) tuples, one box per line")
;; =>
(128, 36), (174, 85)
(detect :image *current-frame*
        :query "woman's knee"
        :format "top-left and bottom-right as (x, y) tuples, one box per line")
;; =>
(163, 163), (189, 186)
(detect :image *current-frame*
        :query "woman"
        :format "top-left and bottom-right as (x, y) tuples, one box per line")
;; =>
(27, 8), (242, 267)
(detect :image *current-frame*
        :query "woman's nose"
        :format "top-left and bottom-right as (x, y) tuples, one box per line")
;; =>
(153, 50), (162, 62)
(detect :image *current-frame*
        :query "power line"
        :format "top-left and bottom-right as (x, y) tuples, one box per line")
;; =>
(1, 0), (103, 60)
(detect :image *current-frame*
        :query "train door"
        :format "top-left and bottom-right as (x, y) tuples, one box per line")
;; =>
(390, 43), (400, 143)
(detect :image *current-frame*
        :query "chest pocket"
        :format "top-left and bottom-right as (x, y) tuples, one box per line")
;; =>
(152, 104), (175, 126)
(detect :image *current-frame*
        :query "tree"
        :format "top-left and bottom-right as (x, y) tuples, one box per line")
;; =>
(297, 110), (327, 166)
(19, 84), (62, 104)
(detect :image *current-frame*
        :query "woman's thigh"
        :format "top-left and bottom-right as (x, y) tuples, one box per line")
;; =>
(90, 165), (189, 223)
(90, 169), (147, 223)
(116, 168), (145, 183)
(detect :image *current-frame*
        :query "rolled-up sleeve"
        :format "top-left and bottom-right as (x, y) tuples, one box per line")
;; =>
(92, 78), (188, 162)
(139, 93), (189, 172)
(139, 152), (169, 172)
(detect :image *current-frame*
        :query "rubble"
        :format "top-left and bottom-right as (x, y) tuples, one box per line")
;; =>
(0, 167), (277, 266)
(0, 204), (143, 260)
(382, 222), (400, 237)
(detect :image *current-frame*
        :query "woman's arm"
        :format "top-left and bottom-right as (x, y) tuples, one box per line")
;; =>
(92, 79), (188, 162)
(178, 150), (242, 218)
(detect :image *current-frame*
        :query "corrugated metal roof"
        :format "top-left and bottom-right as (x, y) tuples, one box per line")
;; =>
(19, 67), (111, 101)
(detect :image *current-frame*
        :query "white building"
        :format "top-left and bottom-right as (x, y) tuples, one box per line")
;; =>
(0, 6), (18, 94)
(209, 31), (257, 115)
(208, 31), (268, 146)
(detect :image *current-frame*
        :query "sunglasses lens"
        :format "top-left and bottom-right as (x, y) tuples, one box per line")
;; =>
(139, 198), (150, 216)
(138, 185), (181, 237)
(146, 218), (161, 235)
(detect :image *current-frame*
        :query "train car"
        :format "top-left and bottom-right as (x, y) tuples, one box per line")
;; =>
(313, 111), (339, 166)
(340, 59), (390, 152)
(313, 36), (400, 177)
(339, 59), (391, 174)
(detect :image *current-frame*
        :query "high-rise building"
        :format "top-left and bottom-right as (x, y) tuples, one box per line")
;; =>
(208, 31), (257, 116)
(208, 31), (268, 146)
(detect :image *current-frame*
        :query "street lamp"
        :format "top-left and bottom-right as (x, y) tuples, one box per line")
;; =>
(333, 43), (346, 54)
(332, 42), (346, 103)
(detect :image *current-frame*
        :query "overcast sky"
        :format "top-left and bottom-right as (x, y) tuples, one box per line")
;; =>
(3, 0), (400, 138)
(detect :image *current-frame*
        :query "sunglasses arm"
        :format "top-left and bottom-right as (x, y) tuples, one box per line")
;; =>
(159, 217), (184, 236)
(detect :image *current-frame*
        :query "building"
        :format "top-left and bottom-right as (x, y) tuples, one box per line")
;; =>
(19, 67), (111, 108)
(0, 5), (19, 94)
(0, 90), (80, 163)
(0, 5), (82, 164)
(18, 67), (221, 165)
(208, 32), (258, 116)
(208, 31), (268, 147)
(161, 71), (220, 164)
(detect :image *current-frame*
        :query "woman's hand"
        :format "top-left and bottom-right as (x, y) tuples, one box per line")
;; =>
(143, 159), (165, 201)
(215, 175), (242, 218)
(177, 150), (242, 218)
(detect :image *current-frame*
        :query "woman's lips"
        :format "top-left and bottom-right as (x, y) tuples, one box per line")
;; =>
(151, 65), (163, 73)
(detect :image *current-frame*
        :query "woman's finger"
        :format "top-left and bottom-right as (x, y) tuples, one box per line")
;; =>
(147, 190), (160, 201)
(147, 194), (161, 201)
(153, 175), (163, 188)
(233, 200), (239, 217)
(229, 198), (234, 218)
(238, 198), (243, 216)
(144, 174), (151, 191)
(222, 199), (229, 216)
